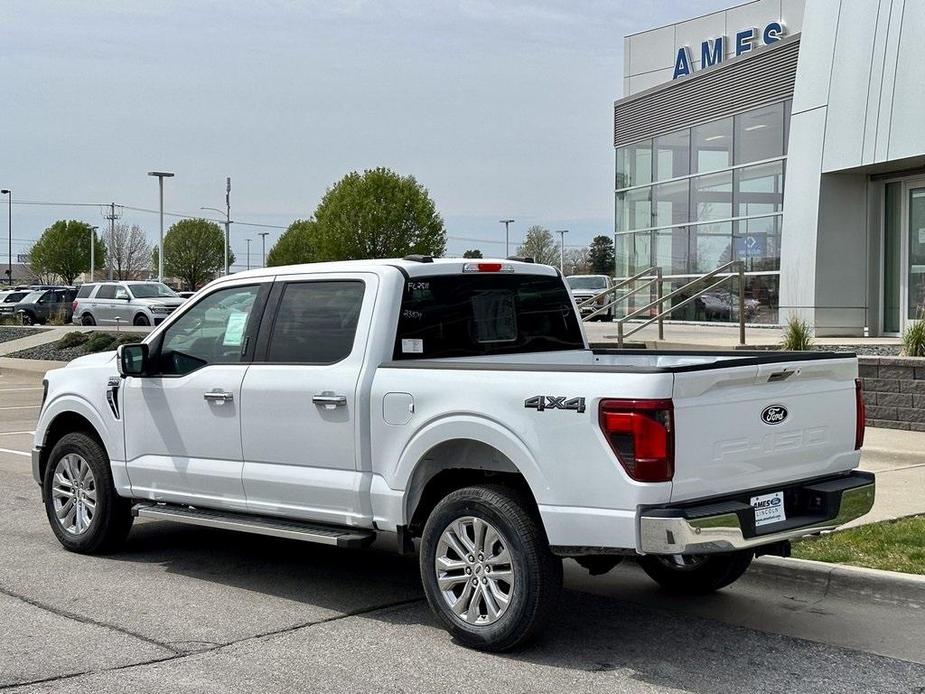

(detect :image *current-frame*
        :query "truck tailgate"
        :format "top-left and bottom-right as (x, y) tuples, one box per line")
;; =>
(670, 356), (861, 502)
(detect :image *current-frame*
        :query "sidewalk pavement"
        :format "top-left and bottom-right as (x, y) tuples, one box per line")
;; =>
(0, 324), (149, 358)
(853, 427), (925, 527)
(583, 320), (902, 350)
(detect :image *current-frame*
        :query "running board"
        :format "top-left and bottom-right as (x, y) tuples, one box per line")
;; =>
(132, 503), (375, 548)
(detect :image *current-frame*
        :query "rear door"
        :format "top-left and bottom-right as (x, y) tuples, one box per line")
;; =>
(93, 284), (116, 323)
(240, 273), (376, 526)
(670, 356), (861, 502)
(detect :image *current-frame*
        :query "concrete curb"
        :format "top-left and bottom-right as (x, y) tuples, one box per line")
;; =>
(752, 556), (925, 605)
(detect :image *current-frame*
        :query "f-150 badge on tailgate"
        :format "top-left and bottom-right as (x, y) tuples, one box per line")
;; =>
(524, 396), (586, 413)
(761, 405), (788, 425)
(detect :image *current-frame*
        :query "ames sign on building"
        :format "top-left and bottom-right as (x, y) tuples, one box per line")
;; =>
(616, 0), (925, 336)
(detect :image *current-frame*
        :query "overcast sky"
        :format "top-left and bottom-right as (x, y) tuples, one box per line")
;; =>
(2, 0), (731, 268)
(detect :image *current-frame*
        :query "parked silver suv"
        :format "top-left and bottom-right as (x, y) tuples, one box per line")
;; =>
(72, 281), (186, 327)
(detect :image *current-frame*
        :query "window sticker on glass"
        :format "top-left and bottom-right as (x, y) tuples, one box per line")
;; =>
(223, 312), (249, 347)
(401, 338), (424, 354)
(471, 291), (517, 343)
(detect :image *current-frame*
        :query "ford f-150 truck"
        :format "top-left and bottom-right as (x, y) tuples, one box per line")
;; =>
(31, 257), (874, 651)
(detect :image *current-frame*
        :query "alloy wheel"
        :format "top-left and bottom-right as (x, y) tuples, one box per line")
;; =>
(435, 516), (516, 626)
(51, 453), (97, 535)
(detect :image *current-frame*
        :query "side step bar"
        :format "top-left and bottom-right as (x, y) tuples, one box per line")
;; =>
(132, 503), (376, 549)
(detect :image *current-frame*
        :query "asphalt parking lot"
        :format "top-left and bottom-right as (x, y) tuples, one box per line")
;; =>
(1, 368), (924, 693)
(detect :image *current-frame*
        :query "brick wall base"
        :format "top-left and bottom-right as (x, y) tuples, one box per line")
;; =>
(859, 356), (925, 431)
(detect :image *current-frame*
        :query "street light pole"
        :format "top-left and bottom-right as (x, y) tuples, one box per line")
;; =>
(258, 232), (269, 267)
(225, 177), (231, 275)
(556, 229), (568, 274)
(0, 190), (10, 286)
(147, 171), (175, 282)
(499, 219), (514, 258)
(89, 225), (99, 283)
(245, 238), (251, 271)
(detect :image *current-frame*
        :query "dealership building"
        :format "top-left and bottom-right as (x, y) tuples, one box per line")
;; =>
(614, 0), (925, 335)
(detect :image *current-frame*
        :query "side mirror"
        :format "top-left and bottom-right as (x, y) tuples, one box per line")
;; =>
(117, 343), (148, 378)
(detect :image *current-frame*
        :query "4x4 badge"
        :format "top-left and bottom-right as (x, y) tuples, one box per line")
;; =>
(761, 405), (787, 425)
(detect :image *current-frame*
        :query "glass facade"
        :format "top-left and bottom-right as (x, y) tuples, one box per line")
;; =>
(615, 100), (790, 324)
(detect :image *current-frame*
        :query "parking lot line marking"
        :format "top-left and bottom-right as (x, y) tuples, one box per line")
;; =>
(0, 405), (40, 410)
(0, 431), (34, 436)
(0, 447), (29, 458)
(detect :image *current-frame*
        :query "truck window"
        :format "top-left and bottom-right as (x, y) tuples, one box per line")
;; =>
(96, 285), (116, 300)
(265, 281), (365, 364)
(157, 285), (260, 375)
(394, 273), (584, 360)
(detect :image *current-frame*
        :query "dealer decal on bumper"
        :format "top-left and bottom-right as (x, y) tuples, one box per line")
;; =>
(751, 491), (786, 527)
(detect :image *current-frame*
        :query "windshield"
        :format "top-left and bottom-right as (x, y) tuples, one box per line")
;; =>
(129, 283), (178, 299)
(567, 276), (607, 290)
(394, 273), (584, 360)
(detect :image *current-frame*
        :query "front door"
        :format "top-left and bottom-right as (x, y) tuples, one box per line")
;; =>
(240, 274), (375, 526)
(904, 182), (925, 328)
(123, 281), (267, 510)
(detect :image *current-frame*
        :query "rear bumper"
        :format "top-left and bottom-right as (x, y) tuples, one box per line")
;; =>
(639, 471), (875, 555)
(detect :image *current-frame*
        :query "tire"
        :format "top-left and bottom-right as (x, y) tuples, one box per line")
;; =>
(81, 313), (96, 326)
(21, 312), (35, 325)
(42, 432), (133, 554)
(637, 551), (753, 594)
(419, 484), (562, 652)
(133, 314), (150, 327)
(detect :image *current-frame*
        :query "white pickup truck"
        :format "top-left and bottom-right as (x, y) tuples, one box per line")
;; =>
(32, 257), (874, 650)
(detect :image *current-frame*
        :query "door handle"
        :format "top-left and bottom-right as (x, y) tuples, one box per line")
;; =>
(312, 393), (347, 409)
(203, 390), (234, 404)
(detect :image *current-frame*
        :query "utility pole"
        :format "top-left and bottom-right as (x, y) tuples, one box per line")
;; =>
(556, 229), (568, 274)
(89, 226), (99, 283)
(0, 190), (10, 286)
(245, 238), (251, 271)
(102, 203), (122, 280)
(499, 219), (515, 258)
(147, 171), (175, 282)
(258, 232), (269, 267)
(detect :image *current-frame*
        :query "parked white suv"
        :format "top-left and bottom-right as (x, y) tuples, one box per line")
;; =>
(33, 257), (874, 651)
(72, 281), (185, 327)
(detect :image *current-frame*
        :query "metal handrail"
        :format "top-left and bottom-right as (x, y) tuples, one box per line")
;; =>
(576, 266), (658, 322)
(614, 260), (746, 347)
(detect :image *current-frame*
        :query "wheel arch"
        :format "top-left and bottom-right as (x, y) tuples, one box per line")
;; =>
(37, 402), (111, 486)
(393, 417), (549, 537)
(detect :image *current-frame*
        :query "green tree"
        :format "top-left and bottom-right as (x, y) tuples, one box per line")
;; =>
(267, 219), (316, 267)
(516, 225), (559, 266)
(312, 167), (446, 261)
(162, 218), (234, 290)
(462, 249), (483, 259)
(30, 220), (105, 285)
(587, 235), (615, 275)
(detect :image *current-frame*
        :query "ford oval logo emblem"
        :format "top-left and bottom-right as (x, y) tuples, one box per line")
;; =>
(761, 405), (788, 425)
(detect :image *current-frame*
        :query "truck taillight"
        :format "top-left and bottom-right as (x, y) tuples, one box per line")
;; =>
(855, 378), (865, 450)
(599, 398), (674, 482)
(71, 301), (78, 312)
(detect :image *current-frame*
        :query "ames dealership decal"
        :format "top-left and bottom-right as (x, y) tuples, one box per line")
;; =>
(673, 22), (785, 79)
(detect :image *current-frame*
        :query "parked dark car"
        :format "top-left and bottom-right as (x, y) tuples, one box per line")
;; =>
(13, 287), (77, 325)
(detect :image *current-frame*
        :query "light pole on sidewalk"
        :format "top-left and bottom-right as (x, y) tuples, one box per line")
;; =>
(499, 219), (514, 258)
(258, 232), (269, 267)
(147, 171), (175, 282)
(1, 189), (10, 286)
